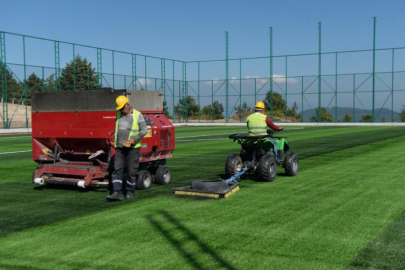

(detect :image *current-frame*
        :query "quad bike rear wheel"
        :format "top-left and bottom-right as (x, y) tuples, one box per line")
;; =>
(225, 154), (242, 177)
(258, 154), (277, 182)
(283, 152), (299, 176)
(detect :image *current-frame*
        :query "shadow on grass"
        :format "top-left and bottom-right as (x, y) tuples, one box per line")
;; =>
(146, 210), (237, 270)
(345, 209), (405, 270)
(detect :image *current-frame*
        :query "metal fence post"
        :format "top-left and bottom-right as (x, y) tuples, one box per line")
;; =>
(225, 31), (229, 123)
(23, 36), (28, 127)
(318, 22), (322, 122)
(372, 17), (377, 122)
(269, 27), (273, 120)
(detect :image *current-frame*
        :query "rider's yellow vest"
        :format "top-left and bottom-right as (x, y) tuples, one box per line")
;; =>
(114, 109), (142, 148)
(246, 112), (267, 136)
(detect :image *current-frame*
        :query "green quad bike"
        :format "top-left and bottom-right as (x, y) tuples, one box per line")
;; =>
(225, 130), (299, 182)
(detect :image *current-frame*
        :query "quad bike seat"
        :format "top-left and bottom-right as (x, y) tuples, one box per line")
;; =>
(229, 133), (269, 140)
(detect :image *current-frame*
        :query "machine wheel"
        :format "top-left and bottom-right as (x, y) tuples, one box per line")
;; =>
(258, 154), (277, 182)
(225, 154), (242, 177)
(284, 152), (299, 176)
(155, 167), (171, 185)
(136, 170), (152, 190)
(32, 168), (39, 182)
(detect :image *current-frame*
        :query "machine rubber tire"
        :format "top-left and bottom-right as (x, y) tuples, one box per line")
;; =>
(225, 154), (243, 177)
(155, 167), (171, 185)
(136, 170), (152, 190)
(258, 154), (277, 182)
(283, 152), (299, 176)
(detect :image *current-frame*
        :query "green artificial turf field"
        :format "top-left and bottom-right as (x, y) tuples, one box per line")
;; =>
(1, 126), (405, 270)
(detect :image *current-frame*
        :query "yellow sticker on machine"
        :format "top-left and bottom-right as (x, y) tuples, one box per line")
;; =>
(144, 126), (153, 138)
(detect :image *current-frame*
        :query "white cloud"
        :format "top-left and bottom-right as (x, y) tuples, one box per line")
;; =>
(272, 74), (298, 84)
(135, 78), (153, 89)
(245, 75), (268, 85)
(245, 74), (298, 84)
(203, 78), (223, 86)
(200, 74), (298, 86)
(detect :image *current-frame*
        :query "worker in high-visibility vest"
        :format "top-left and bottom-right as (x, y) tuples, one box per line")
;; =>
(107, 95), (148, 201)
(246, 101), (283, 158)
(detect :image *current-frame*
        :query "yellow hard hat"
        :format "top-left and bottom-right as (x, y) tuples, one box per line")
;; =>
(116, 95), (129, 110)
(255, 101), (265, 110)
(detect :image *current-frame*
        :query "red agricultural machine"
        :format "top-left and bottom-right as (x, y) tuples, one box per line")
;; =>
(31, 89), (175, 189)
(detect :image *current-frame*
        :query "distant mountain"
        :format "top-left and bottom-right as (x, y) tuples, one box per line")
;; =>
(301, 107), (401, 122)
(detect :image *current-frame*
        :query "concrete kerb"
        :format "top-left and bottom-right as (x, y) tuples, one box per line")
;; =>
(0, 128), (32, 135)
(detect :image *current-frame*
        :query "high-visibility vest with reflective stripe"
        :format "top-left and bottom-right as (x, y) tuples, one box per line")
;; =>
(247, 112), (267, 136)
(114, 109), (142, 148)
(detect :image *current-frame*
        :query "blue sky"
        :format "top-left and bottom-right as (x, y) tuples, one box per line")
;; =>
(2, 0), (405, 111)
(3, 0), (405, 61)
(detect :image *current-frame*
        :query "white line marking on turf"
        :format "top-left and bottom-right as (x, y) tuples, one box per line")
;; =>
(0, 135), (32, 139)
(0, 150), (32, 155)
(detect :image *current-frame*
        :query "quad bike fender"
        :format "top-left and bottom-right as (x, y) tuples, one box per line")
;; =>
(277, 139), (290, 152)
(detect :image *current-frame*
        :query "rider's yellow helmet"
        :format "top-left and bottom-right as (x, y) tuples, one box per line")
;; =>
(255, 101), (265, 110)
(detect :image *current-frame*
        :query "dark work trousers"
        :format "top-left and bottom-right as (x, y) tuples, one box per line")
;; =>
(111, 147), (140, 194)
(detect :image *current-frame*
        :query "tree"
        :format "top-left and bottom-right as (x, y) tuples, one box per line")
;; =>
(263, 91), (286, 118)
(263, 91), (301, 120)
(174, 96), (200, 120)
(400, 106), (405, 122)
(44, 74), (56, 91)
(234, 101), (251, 115)
(286, 101), (301, 120)
(361, 114), (373, 122)
(60, 55), (100, 90)
(163, 100), (172, 119)
(0, 62), (22, 103)
(22, 73), (45, 105)
(310, 107), (333, 122)
(201, 101), (224, 120)
(26, 73), (43, 92)
(342, 113), (352, 122)
(233, 101), (252, 120)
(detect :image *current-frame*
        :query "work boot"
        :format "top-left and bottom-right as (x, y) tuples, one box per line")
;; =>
(106, 191), (122, 201)
(125, 192), (134, 200)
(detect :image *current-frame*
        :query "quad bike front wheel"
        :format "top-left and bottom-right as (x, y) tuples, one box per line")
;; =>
(284, 152), (299, 176)
(225, 154), (242, 177)
(258, 154), (277, 182)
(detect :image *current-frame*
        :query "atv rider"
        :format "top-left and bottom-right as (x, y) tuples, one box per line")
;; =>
(246, 101), (283, 159)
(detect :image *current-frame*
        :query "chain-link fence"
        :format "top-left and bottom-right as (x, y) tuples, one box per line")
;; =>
(1, 21), (405, 128)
